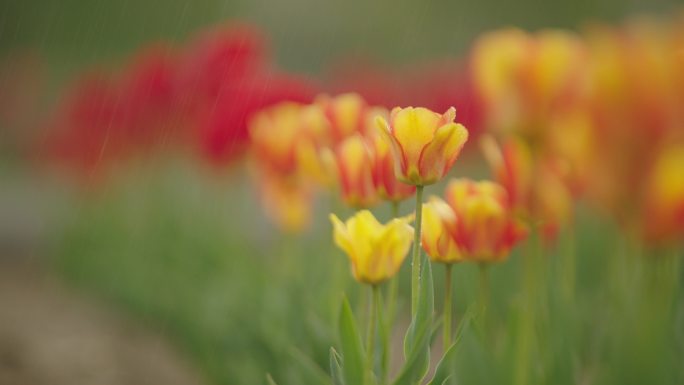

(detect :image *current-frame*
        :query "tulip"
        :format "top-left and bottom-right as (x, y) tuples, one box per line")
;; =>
(249, 102), (306, 175)
(294, 105), (337, 187)
(421, 197), (462, 264)
(481, 134), (571, 240)
(641, 145), (684, 243)
(368, 112), (416, 202)
(375, 106), (469, 186)
(330, 210), (413, 285)
(445, 179), (527, 263)
(317, 92), (369, 143)
(331, 134), (379, 208)
(480, 134), (533, 213)
(259, 172), (313, 233)
(421, 196), (462, 352)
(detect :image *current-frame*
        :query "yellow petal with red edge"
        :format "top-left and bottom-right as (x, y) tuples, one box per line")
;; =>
(391, 107), (441, 167)
(418, 123), (469, 184)
(376, 116), (407, 176)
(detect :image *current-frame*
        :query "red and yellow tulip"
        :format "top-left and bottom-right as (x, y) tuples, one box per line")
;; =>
(421, 197), (463, 264)
(330, 134), (379, 208)
(376, 106), (469, 186)
(444, 179), (527, 262)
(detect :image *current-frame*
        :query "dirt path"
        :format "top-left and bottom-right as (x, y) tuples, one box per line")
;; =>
(0, 257), (205, 385)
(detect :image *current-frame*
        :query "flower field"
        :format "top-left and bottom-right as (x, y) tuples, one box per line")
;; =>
(1, 3), (683, 385)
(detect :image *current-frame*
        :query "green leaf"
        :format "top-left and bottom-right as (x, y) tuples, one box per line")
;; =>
(288, 346), (331, 385)
(404, 257), (435, 355)
(266, 373), (278, 385)
(330, 347), (345, 385)
(427, 343), (458, 385)
(393, 257), (434, 385)
(338, 296), (365, 385)
(453, 304), (476, 347)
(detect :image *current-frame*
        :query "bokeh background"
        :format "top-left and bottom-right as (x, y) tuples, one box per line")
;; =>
(1, 1), (683, 384)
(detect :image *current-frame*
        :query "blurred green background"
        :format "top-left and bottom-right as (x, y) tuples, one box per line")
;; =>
(2, 0), (680, 79)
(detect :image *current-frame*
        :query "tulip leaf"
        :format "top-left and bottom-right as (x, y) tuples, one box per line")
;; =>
(338, 296), (365, 385)
(427, 301), (476, 385)
(287, 346), (331, 385)
(453, 303), (476, 347)
(427, 343), (457, 385)
(266, 373), (278, 385)
(330, 347), (345, 385)
(393, 257), (434, 385)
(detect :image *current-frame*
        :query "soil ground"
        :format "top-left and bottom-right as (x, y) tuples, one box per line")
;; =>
(0, 255), (205, 385)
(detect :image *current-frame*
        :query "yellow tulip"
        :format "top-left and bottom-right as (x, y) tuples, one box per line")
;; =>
(330, 210), (414, 285)
(421, 197), (463, 264)
(376, 106), (469, 186)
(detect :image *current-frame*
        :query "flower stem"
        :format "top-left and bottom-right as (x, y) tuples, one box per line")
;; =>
(411, 185), (424, 316)
(561, 224), (576, 303)
(478, 263), (490, 319)
(514, 230), (541, 385)
(366, 285), (380, 385)
(387, 201), (401, 323)
(443, 263), (453, 353)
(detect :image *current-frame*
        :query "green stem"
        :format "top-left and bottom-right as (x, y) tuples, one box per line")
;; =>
(561, 224), (576, 303)
(383, 201), (400, 385)
(478, 263), (490, 319)
(366, 285), (380, 385)
(514, 231), (539, 385)
(411, 185), (425, 316)
(387, 201), (401, 322)
(443, 264), (453, 353)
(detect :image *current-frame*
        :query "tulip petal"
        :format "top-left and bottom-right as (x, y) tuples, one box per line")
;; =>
(376, 116), (409, 177)
(330, 213), (355, 260)
(373, 218), (414, 279)
(418, 123), (469, 184)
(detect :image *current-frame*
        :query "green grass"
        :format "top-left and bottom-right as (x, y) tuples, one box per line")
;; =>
(50, 159), (684, 385)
